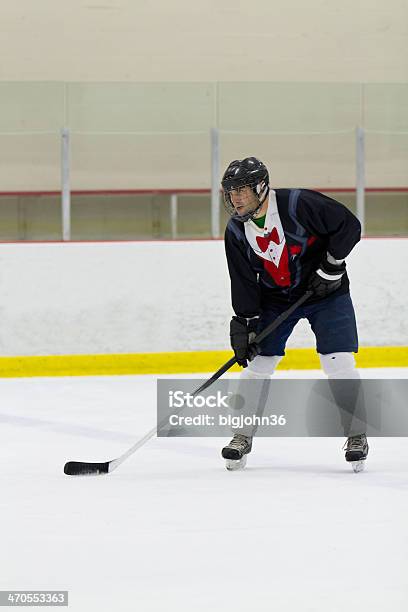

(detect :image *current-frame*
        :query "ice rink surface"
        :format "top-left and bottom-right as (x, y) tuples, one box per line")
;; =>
(1, 369), (407, 612)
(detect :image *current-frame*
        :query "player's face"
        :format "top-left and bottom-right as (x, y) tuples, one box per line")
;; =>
(229, 186), (259, 216)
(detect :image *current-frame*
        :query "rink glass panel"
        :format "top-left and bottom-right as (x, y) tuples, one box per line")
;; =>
(0, 190), (406, 240)
(0, 81), (407, 240)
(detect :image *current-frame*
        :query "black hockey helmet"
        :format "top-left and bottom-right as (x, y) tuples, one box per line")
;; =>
(221, 157), (269, 221)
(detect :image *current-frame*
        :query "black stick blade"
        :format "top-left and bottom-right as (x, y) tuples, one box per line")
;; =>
(64, 461), (110, 476)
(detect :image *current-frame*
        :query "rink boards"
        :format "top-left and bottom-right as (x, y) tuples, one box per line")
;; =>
(0, 238), (406, 376)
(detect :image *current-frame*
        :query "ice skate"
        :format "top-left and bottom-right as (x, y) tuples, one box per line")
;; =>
(344, 434), (369, 473)
(222, 434), (252, 471)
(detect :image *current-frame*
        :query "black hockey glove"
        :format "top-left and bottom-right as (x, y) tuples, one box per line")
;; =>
(308, 254), (346, 298)
(230, 316), (261, 368)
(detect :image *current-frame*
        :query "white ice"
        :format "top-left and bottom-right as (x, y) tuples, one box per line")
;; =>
(0, 369), (407, 612)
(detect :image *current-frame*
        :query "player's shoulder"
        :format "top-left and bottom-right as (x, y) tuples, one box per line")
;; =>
(298, 188), (342, 202)
(274, 188), (294, 196)
(296, 189), (354, 217)
(275, 187), (325, 199)
(298, 188), (326, 199)
(275, 188), (338, 216)
(274, 187), (308, 202)
(225, 216), (244, 233)
(225, 216), (246, 242)
(274, 188), (309, 210)
(294, 188), (342, 209)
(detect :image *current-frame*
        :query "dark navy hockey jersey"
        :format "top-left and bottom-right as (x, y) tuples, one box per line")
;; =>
(224, 188), (361, 317)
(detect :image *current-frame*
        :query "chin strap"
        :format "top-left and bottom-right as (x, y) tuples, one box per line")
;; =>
(247, 183), (269, 220)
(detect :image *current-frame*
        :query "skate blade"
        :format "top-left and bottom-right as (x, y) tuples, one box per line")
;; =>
(351, 460), (365, 473)
(225, 455), (247, 471)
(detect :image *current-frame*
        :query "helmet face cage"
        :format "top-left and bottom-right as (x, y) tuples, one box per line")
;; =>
(223, 176), (269, 222)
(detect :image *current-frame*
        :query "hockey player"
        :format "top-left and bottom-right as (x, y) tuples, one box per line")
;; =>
(221, 157), (369, 472)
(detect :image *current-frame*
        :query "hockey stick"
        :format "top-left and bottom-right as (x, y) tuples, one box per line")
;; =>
(64, 290), (313, 476)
